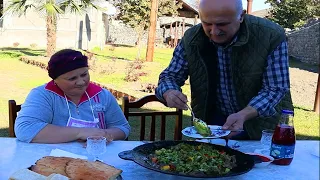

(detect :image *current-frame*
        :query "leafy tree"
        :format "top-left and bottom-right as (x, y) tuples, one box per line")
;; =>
(116, 0), (182, 58)
(266, 0), (320, 29)
(5, 0), (99, 56)
(307, 0), (320, 18)
(0, 0), (3, 17)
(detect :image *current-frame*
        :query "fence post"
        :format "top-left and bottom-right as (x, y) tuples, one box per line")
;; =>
(314, 72), (320, 114)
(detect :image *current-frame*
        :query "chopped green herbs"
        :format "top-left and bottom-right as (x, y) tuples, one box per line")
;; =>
(148, 143), (237, 175)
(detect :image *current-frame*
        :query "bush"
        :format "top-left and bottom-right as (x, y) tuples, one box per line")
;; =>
(109, 46), (116, 51)
(124, 60), (144, 82)
(30, 43), (37, 48)
(140, 83), (157, 93)
(89, 58), (116, 75)
(13, 42), (20, 47)
(293, 20), (307, 29)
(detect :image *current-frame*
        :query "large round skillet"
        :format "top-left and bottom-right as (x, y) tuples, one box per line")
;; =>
(118, 140), (261, 178)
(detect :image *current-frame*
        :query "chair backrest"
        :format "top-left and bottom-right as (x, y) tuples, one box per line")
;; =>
(8, 100), (21, 137)
(122, 95), (183, 141)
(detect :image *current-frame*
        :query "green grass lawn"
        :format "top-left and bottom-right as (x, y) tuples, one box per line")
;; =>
(0, 47), (319, 140)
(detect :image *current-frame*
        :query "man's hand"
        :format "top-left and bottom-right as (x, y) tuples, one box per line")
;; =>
(163, 89), (188, 110)
(222, 106), (258, 138)
(222, 113), (246, 138)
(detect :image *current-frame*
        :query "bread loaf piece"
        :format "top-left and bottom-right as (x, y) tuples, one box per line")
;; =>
(66, 159), (122, 180)
(9, 169), (46, 180)
(31, 156), (72, 176)
(30, 156), (122, 180)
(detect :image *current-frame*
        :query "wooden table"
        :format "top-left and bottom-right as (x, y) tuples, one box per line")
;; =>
(0, 138), (319, 180)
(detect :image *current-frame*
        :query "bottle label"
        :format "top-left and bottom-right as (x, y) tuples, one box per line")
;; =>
(270, 143), (295, 159)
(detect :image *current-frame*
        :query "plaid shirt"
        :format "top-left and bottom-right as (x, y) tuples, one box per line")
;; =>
(156, 40), (290, 117)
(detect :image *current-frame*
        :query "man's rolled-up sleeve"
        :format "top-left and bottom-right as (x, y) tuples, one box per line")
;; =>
(248, 40), (290, 117)
(155, 42), (189, 101)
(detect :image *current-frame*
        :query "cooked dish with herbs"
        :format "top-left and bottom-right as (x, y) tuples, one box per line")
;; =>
(148, 143), (237, 175)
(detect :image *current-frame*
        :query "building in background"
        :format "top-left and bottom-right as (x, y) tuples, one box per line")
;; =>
(251, 8), (271, 18)
(0, 0), (113, 50)
(0, 0), (200, 49)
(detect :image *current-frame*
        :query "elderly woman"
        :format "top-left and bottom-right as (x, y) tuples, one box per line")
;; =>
(15, 49), (130, 143)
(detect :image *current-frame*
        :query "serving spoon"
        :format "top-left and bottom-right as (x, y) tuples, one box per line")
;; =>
(185, 103), (197, 126)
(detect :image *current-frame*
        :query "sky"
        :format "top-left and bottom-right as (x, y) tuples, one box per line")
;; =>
(242, 0), (271, 12)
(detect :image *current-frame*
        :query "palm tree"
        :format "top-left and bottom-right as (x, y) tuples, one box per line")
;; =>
(5, 0), (99, 56)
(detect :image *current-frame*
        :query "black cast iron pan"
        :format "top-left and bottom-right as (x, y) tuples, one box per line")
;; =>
(118, 140), (262, 178)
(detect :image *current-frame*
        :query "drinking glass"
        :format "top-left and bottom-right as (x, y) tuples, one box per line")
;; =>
(86, 136), (107, 161)
(260, 130), (274, 150)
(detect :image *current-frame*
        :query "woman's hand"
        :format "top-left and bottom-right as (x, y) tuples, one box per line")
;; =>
(103, 129), (114, 142)
(77, 128), (114, 142)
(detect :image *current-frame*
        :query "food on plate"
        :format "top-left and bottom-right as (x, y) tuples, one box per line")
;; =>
(149, 143), (237, 175)
(66, 159), (122, 180)
(9, 168), (46, 180)
(30, 156), (122, 180)
(31, 156), (72, 176)
(193, 118), (212, 137)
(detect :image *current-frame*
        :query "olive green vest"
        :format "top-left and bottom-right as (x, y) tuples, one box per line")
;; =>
(182, 15), (294, 140)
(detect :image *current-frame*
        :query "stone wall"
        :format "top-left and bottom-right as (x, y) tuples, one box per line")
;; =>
(108, 16), (199, 46)
(287, 22), (320, 65)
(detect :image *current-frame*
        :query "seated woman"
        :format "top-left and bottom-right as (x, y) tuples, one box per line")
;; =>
(15, 49), (130, 143)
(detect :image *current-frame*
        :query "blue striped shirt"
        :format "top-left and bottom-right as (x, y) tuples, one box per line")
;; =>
(156, 40), (290, 117)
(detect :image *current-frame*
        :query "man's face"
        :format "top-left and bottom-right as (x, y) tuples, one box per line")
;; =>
(199, 1), (244, 45)
(54, 67), (90, 97)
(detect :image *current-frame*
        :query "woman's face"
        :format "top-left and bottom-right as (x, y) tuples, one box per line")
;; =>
(54, 67), (90, 97)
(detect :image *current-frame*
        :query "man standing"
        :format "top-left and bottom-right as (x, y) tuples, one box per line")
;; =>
(155, 0), (293, 140)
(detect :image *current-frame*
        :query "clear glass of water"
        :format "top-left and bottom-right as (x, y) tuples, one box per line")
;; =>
(86, 136), (107, 161)
(260, 130), (274, 150)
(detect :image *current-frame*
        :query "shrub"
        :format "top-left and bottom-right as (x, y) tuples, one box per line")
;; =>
(124, 70), (140, 82)
(140, 83), (157, 93)
(13, 42), (20, 47)
(109, 46), (116, 51)
(124, 60), (144, 82)
(138, 72), (148, 76)
(132, 59), (144, 69)
(30, 43), (37, 48)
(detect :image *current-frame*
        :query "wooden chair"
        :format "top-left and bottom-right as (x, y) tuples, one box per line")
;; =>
(122, 95), (183, 141)
(8, 100), (21, 137)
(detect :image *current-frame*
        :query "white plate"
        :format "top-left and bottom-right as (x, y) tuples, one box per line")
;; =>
(182, 125), (231, 139)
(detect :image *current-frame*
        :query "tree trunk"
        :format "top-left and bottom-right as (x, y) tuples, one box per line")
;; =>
(136, 31), (143, 60)
(135, 25), (144, 60)
(46, 15), (57, 57)
(146, 0), (158, 62)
